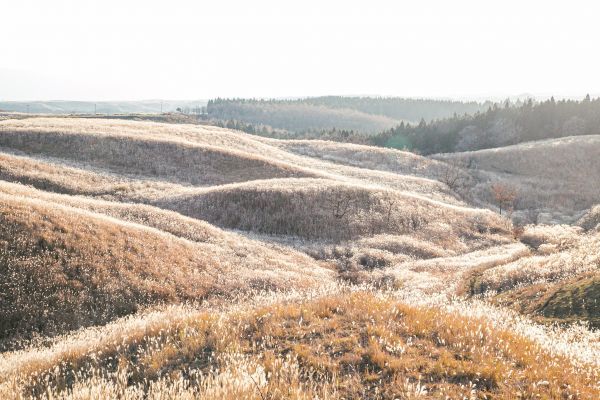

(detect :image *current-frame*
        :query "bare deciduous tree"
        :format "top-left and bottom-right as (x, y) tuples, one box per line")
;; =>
(381, 195), (396, 227)
(437, 157), (476, 193)
(490, 183), (517, 216)
(325, 188), (355, 219)
(438, 164), (464, 192)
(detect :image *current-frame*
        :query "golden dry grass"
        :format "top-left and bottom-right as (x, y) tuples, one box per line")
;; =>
(1, 291), (597, 399)
(469, 230), (599, 295)
(0, 183), (332, 347)
(0, 118), (509, 246)
(0, 117), (461, 202)
(460, 226), (600, 327)
(0, 151), (192, 200)
(492, 272), (600, 328)
(260, 138), (444, 175)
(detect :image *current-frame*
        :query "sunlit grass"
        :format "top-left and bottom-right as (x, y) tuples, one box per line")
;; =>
(1, 291), (597, 399)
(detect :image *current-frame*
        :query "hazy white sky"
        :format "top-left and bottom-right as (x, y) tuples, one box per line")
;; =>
(1, 0), (599, 101)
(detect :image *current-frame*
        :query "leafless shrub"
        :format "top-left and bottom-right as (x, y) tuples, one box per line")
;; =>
(381, 193), (397, 227)
(357, 252), (391, 270)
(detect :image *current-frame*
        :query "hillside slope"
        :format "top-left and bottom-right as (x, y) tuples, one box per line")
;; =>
(0, 181), (332, 347)
(0, 118), (460, 203)
(434, 135), (600, 222)
(0, 118), (313, 186)
(458, 224), (600, 327)
(159, 177), (508, 249)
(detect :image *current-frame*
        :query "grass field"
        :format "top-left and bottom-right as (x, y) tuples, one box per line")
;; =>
(0, 117), (598, 398)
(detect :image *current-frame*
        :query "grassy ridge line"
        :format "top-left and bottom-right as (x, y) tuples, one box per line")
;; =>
(0, 125), (316, 187)
(2, 117), (458, 189)
(0, 180), (333, 278)
(435, 134), (600, 179)
(160, 177), (504, 218)
(156, 177), (509, 243)
(224, 132), (460, 202)
(0, 179), (329, 262)
(1, 117), (314, 161)
(0, 125), (508, 250)
(0, 151), (194, 200)
(0, 150), (479, 237)
(260, 137), (442, 174)
(0, 117), (511, 261)
(0, 118), (461, 203)
(0, 145), (455, 205)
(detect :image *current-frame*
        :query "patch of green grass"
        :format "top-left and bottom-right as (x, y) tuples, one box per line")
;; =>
(539, 274), (600, 328)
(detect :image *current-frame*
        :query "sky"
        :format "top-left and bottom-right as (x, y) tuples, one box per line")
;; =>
(1, 0), (599, 101)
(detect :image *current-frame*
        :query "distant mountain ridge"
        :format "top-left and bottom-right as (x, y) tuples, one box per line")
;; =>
(0, 99), (207, 115)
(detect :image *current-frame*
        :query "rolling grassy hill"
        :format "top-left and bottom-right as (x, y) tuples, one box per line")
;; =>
(0, 181), (332, 348)
(2, 291), (597, 399)
(434, 135), (600, 223)
(0, 116), (598, 398)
